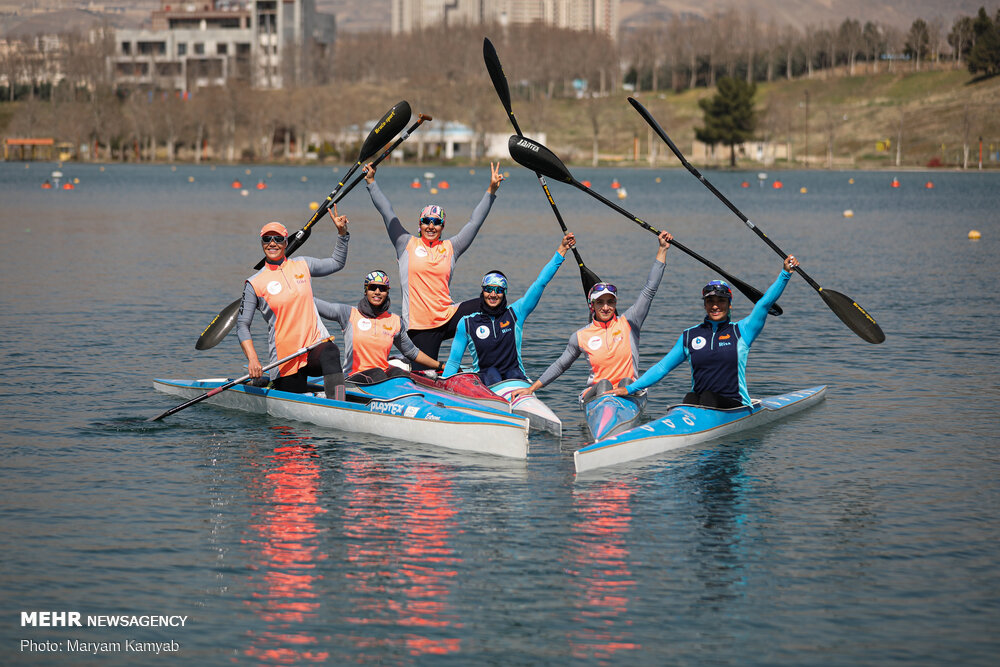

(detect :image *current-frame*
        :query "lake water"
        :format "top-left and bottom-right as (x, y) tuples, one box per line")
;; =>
(2, 161), (998, 665)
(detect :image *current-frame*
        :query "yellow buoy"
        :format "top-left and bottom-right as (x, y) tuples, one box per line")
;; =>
(503, 172), (510, 178)
(430, 187), (439, 194)
(73, 178), (79, 184)
(171, 166), (177, 172)
(309, 202), (320, 211)
(188, 176), (195, 183)
(245, 168), (251, 175)
(968, 230), (982, 240)
(848, 177), (855, 184)
(301, 176), (308, 182)
(843, 210), (854, 218)
(800, 186), (808, 194)
(655, 176), (662, 183)
(469, 169), (475, 175)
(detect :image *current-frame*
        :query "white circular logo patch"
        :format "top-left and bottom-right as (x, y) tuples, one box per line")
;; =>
(415, 245), (428, 258)
(587, 335), (603, 351)
(691, 336), (707, 350)
(476, 325), (490, 339)
(266, 280), (282, 295)
(357, 318), (372, 331)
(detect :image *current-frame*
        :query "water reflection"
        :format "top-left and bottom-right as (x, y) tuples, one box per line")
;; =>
(339, 453), (462, 658)
(567, 481), (640, 660)
(243, 427), (328, 663)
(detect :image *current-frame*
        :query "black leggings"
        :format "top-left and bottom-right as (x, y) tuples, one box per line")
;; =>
(272, 341), (342, 393)
(407, 298), (480, 370)
(682, 390), (743, 409)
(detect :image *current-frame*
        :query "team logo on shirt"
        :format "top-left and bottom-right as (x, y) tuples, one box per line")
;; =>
(357, 318), (372, 331)
(266, 281), (282, 295)
(587, 335), (603, 351)
(691, 336), (707, 350)
(476, 325), (490, 339)
(719, 334), (731, 340)
(415, 245), (428, 257)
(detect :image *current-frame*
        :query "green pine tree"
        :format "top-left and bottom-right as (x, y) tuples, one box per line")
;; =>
(968, 7), (1000, 77)
(695, 77), (758, 167)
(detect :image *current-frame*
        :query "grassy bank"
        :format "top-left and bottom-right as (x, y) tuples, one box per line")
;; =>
(541, 66), (1000, 170)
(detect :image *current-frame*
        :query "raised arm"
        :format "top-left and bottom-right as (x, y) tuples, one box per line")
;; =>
(738, 255), (799, 345)
(622, 231), (671, 330)
(510, 232), (573, 321)
(364, 163), (410, 257)
(449, 162), (504, 257)
(303, 209), (350, 276)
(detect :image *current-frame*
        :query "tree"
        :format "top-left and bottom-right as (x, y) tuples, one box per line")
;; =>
(968, 8), (1000, 77)
(695, 76), (757, 167)
(905, 19), (931, 70)
(949, 16), (976, 65)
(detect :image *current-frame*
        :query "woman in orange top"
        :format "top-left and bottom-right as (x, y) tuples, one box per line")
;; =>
(362, 161), (505, 369)
(510, 231), (672, 404)
(237, 207), (350, 399)
(314, 270), (445, 383)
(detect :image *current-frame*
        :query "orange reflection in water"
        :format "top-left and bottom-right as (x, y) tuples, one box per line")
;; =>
(243, 427), (329, 664)
(567, 481), (640, 661)
(339, 454), (462, 657)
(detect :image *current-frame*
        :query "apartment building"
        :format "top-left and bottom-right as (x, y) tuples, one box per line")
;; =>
(390, 0), (619, 41)
(109, 0), (335, 93)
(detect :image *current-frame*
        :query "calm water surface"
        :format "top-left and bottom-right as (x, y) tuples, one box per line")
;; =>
(1, 161), (998, 665)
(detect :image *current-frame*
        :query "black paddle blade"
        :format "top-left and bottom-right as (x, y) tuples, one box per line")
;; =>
(819, 289), (885, 344)
(508, 135), (573, 183)
(196, 297), (241, 350)
(483, 38), (513, 112)
(360, 101), (411, 162)
(579, 260), (602, 297)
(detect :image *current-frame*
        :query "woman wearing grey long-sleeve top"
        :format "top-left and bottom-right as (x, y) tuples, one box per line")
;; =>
(314, 269), (444, 381)
(510, 231), (673, 404)
(237, 208), (350, 398)
(361, 161), (505, 368)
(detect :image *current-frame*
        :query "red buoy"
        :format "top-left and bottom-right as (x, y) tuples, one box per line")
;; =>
(581, 180), (592, 188)
(232, 180), (242, 189)
(925, 181), (934, 189)
(437, 181), (450, 189)
(772, 180), (783, 189)
(891, 178), (900, 188)
(256, 180), (267, 190)
(741, 181), (750, 188)
(410, 179), (421, 189)
(611, 179), (621, 189)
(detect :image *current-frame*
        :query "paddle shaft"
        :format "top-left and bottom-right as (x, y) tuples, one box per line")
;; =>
(483, 37), (600, 295)
(565, 177), (776, 311)
(628, 96), (884, 342)
(151, 337), (335, 421)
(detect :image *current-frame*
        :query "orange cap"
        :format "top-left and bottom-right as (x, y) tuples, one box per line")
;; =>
(260, 221), (288, 237)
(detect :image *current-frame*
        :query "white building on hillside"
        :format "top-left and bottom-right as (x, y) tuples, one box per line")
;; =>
(390, 0), (619, 41)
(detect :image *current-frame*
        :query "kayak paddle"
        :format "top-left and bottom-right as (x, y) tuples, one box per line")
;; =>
(150, 337), (335, 422)
(507, 134), (781, 316)
(483, 37), (601, 296)
(627, 96), (883, 343)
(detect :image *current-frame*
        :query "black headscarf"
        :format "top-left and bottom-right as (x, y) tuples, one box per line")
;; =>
(358, 294), (391, 318)
(479, 291), (508, 318)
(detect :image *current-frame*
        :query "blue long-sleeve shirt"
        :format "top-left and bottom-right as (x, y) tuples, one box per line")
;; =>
(442, 251), (566, 380)
(626, 269), (792, 405)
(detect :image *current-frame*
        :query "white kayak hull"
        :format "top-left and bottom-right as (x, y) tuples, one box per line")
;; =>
(490, 379), (562, 437)
(574, 386), (827, 473)
(154, 378), (528, 459)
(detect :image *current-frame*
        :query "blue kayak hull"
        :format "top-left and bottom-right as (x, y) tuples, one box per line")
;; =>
(152, 378), (528, 458)
(575, 386), (827, 473)
(584, 393), (646, 442)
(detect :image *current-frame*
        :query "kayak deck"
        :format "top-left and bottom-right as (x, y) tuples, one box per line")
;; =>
(490, 378), (562, 437)
(575, 386), (827, 473)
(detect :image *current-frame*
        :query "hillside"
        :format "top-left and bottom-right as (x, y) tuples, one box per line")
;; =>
(538, 66), (999, 169)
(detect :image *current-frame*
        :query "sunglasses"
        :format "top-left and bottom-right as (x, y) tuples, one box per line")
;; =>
(420, 218), (444, 227)
(261, 234), (287, 245)
(366, 285), (389, 293)
(482, 285), (506, 295)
